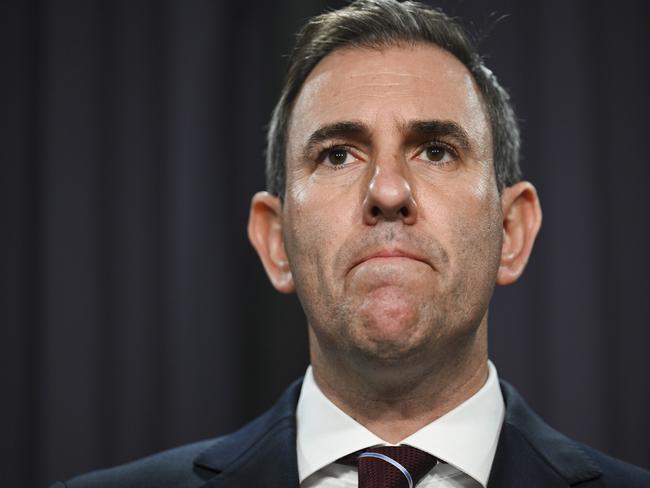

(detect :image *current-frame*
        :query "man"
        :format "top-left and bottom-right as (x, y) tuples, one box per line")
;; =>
(54, 1), (650, 487)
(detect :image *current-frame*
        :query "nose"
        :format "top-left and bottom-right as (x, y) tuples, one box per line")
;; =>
(362, 163), (418, 225)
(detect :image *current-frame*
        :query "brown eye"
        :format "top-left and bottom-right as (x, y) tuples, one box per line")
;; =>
(327, 148), (350, 166)
(416, 143), (455, 166)
(425, 146), (445, 162)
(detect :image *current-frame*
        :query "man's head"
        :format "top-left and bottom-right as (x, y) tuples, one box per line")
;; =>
(266, 0), (522, 199)
(248, 0), (541, 387)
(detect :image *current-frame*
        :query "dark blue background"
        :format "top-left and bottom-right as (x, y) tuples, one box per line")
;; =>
(1, 1), (649, 485)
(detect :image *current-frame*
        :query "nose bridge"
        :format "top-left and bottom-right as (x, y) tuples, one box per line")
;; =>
(363, 150), (417, 224)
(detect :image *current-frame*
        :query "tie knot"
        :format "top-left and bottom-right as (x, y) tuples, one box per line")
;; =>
(339, 445), (438, 488)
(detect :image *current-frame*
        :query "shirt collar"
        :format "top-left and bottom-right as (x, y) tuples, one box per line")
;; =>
(296, 361), (504, 487)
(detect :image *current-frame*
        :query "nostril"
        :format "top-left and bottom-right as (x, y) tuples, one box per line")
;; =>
(400, 206), (409, 217)
(371, 206), (381, 217)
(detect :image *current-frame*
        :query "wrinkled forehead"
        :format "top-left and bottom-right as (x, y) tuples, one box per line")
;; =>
(287, 44), (492, 157)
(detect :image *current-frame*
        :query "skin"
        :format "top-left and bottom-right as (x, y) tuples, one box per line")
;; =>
(248, 44), (542, 443)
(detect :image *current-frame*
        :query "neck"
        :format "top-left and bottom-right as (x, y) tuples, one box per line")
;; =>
(309, 323), (489, 443)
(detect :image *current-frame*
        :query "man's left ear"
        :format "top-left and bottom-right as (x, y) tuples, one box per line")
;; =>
(496, 181), (542, 285)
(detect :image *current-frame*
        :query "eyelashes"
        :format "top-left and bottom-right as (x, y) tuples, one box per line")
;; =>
(415, 141), (458, 165)
(314, 140), (459, 170)
(318, 145), (360, 168)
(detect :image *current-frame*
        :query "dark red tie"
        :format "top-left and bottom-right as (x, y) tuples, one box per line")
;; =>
(338, 445), (438, 488)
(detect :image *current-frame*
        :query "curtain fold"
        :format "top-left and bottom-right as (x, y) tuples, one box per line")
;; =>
(1, 1), (648, 486)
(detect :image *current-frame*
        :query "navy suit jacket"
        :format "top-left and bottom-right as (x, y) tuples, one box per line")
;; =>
(54, 380), (650, 487)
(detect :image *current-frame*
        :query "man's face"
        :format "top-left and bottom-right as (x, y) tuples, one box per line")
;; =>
(282, 44), (503, 367)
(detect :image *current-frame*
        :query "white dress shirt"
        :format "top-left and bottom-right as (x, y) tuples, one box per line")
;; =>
(296, 361), (504, 488)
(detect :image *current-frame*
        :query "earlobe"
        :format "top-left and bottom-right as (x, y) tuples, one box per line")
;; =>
(247, 191), (295, 293)
(496, 181), (542, 286)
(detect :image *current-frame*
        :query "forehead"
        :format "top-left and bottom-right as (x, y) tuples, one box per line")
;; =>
(287, 44), (491, 155)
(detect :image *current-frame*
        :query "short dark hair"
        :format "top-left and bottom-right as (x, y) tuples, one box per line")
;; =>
(265, 0), (521, 197)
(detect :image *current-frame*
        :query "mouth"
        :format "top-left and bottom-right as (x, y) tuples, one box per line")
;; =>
(352, 247), (430, 270)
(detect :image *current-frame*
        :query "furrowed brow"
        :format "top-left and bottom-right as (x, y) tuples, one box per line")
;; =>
(303, 121), (369, 158)
(405, 120), (473, 151)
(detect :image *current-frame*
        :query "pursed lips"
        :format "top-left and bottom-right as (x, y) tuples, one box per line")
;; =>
(352, 248), (431, 270)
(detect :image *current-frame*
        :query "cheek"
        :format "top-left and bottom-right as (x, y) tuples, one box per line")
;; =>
(286, 169), (360, 247)
(283, 205), (318, 268)
(454, 192), (503, 286)
(451, 159), (500, 229)
(284, 184), (363, 299)
(283, 198), (338, 280)
(424, 174), (502, 273)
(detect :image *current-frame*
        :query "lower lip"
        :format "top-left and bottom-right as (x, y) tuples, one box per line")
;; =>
(359, 256), (424, 265)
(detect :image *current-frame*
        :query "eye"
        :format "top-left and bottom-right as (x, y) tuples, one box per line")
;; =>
(322, 146), (357, 167)
(416, 143), (456, 165)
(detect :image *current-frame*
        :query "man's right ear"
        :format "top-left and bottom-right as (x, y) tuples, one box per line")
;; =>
(247, 191), (295, 293)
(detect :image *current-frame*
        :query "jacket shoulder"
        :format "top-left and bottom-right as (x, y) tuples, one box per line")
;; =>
(52, 439), (217, 488)
(580, 443), (650, 487)
(52, 379), (304, 488)
(496, 380), (650, 487)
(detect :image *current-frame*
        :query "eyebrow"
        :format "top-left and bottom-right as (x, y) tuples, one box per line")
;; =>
(301, 118), (474, 159)
(303, 120), (370, 159)
(403, 120), (473, 151)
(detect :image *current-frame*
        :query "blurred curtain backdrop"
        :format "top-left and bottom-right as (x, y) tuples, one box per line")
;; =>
(1, 0), (649, 485)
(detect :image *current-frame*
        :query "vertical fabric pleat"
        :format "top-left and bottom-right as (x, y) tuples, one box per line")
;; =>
(0, 0), (648, 486)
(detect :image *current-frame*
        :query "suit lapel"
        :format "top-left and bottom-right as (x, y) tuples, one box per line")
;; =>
(194, 379), (302, 488)
(488, 417), (572, 487)
(488, 381), (603, 487)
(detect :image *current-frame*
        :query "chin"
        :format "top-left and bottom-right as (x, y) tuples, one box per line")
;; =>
(351, 315), (430, 363)
(359, 286), (423, 329)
